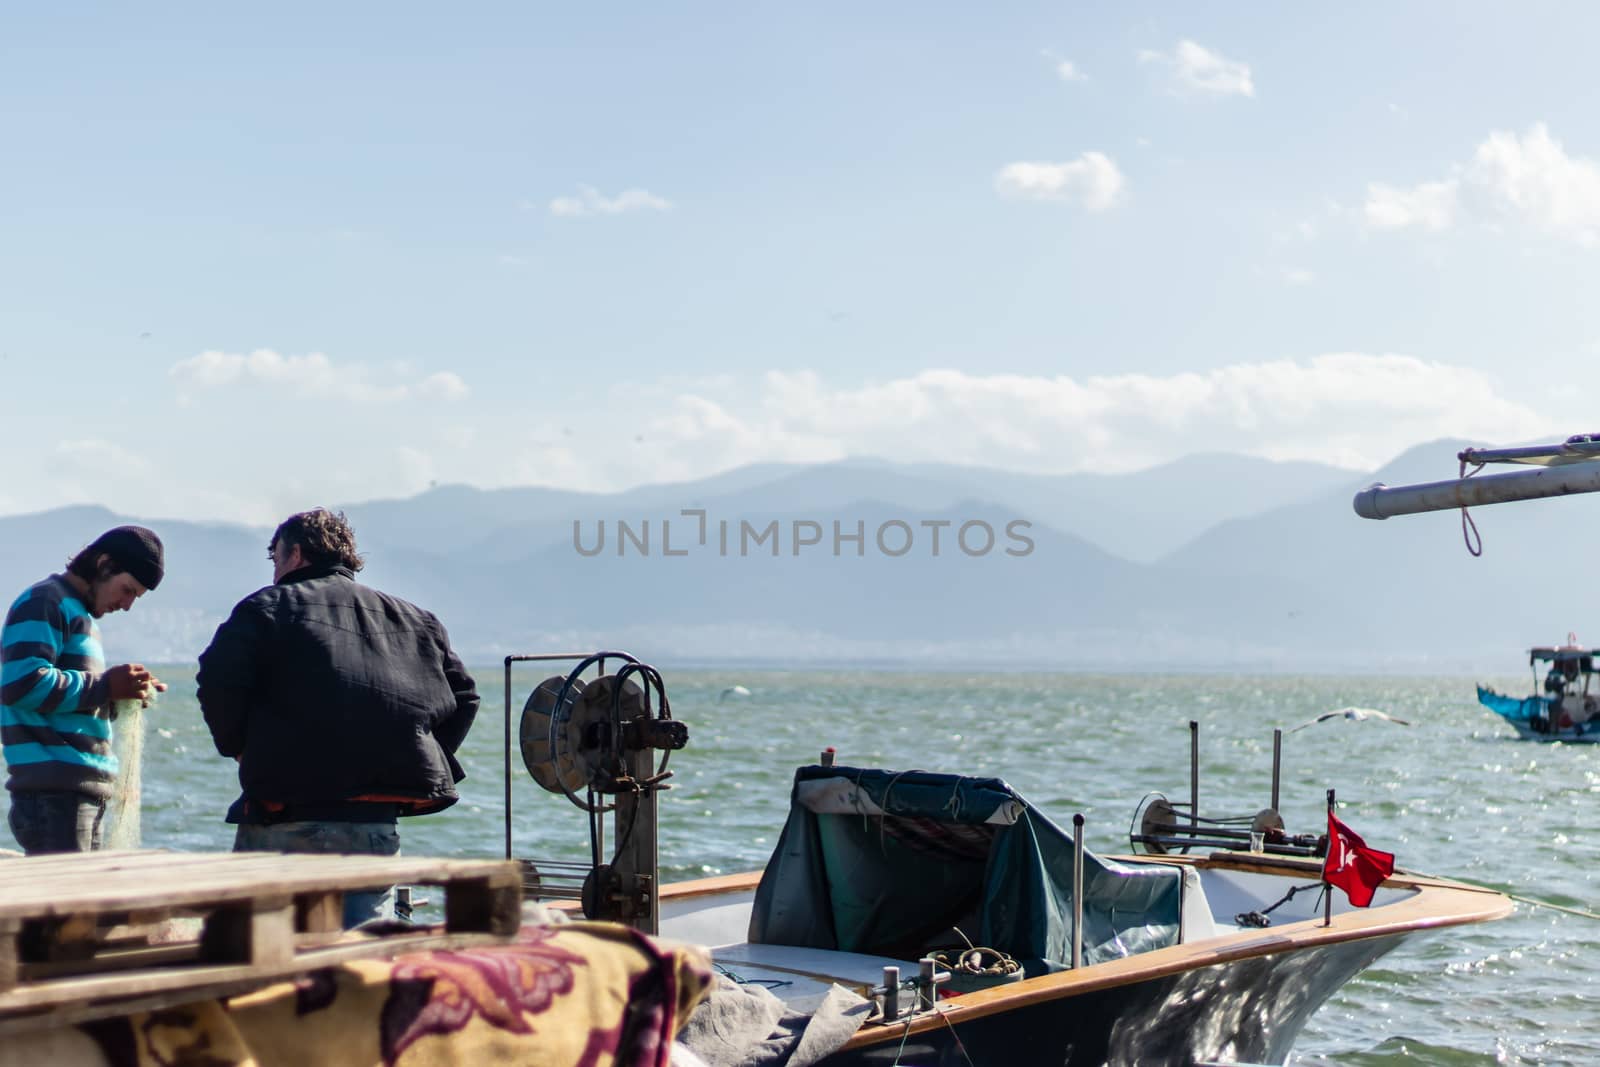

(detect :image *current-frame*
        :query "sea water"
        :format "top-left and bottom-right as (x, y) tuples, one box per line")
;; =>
(5, 666), (1593, 1065)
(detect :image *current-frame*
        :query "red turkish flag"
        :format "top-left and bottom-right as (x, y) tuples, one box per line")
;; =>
(1322, 811), (1396, 907)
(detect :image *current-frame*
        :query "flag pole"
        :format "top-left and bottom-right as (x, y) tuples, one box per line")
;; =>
(1324, 788), (1335, 927)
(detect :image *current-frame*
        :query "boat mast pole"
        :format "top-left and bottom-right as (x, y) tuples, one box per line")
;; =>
(1352, 459), (1600, 519)
(1271, 729), (1282, 813)
(1189, 721), (1199, 841)
(504, 657), (513, 860)
(1071, 813), (1085, 970)
(1324, 789), (1335, 928)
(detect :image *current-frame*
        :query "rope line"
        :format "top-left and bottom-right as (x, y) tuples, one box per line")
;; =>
(1460, 458), (1484, 557)
(887, 1001), (976, 1067)
(1505, 893), (1600, 922)
(1394, 867), (1600, 922)
(711, 962), (792, 989)
(932, 1004), (978, 1067)
(1234, 881), (1324, 928)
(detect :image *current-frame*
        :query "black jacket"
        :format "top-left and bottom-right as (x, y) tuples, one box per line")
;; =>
(196, 564), (479, 822)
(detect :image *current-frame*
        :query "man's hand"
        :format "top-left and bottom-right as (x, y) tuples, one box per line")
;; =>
(106, 663), (168, 706)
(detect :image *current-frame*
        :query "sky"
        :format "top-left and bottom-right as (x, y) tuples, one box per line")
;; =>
(5, 3), (1600, 524)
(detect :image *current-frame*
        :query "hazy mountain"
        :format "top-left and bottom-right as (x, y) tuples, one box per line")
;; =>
(1163, 438), (1600, 670)
(339, 462), (830, 557)
(347, 453), (1356, 566)
(0, 442), (1565, 672)
(879, 453), (1357, 562)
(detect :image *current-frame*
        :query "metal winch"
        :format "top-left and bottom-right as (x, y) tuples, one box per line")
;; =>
(503, 651), (687, 934)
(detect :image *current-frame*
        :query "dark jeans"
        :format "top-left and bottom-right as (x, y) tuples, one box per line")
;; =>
(9, 791), (106, 854)
(233, 820), (401, 929)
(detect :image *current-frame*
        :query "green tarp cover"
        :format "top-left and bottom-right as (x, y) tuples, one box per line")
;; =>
(747, 765), (1183, 974)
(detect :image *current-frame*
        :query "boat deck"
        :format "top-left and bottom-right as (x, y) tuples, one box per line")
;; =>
(0, 849), (522, 1032)
(712, 943), (916, 1013)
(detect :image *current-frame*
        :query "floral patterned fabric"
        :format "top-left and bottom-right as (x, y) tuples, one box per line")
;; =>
(80, 921), (714, 1067)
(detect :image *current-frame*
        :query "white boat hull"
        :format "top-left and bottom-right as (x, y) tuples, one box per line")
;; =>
(660, 854), (1511, 1067)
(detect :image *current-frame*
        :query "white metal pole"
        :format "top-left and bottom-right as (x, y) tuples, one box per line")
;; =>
(1352, 459), (1600, 519)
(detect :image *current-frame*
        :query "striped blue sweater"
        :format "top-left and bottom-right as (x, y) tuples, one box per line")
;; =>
(0, 575), (115, 797)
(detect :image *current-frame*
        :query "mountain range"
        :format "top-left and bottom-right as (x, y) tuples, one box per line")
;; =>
(5, 441), (1587, 673)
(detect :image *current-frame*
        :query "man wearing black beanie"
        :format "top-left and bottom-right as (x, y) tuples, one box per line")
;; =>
(0, 525), (169, 853)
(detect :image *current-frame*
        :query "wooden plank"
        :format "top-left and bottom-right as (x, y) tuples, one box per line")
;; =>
(0, 929), (509, 1025)
(0, 852), (308, 889)
(0, 852), (525, 1020)
(0, 848), (167, 866)
(20, 942), (195, 981)
(0, 855), (523, 919)
(198, 898), (294, 969)
(111, 864), (456, 910)
(0, 851), (514, 886)
(294, 892), (343, 934)
(444, 873), (523, 937)
(0, 851), (223, 877)
(0, 919), (18, 992)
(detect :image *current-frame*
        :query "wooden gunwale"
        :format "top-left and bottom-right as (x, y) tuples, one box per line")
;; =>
(654, 870), (762, 902)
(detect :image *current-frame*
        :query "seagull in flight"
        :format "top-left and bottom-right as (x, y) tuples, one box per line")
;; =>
(1288, 706), (1411, 733)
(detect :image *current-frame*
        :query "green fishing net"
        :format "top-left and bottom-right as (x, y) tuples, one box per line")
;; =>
(106, 697), (146, 850)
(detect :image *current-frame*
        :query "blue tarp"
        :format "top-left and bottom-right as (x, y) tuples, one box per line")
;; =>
(1477, 684), (1547, 724)
(747, 765), (1183, 975)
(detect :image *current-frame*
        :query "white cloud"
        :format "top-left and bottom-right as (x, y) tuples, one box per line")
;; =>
(0, 356), (1567, 525)
(168, 349), (470, 405)
(1039, 48), (1087, 82)
(995, 152), (1125, 211)
(621, 358), (1553, 477)
(1468, 124), (1600, 242)
(57, 439), (152, 479)
(1364, 179), (1459, 230)
(416, 372), (470, 400)
(549, 185), (672, 217)
(1365, 124), (1600, 243)
(1282, 268), (1315, 285)
(1140, 40), (1255, 98)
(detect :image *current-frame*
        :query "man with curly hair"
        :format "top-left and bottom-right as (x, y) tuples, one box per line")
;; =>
(196, 509), (479, 926)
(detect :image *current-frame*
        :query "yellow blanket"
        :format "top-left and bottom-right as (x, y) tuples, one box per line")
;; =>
(80, 922), (713, 1067)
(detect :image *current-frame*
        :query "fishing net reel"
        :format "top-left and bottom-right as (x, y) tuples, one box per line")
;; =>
(518, 655), (687, 813)
(512, 651), (688, 930)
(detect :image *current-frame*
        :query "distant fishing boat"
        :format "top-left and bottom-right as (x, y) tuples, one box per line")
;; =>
(1477, 635), (1600, 742)
(1350, 440), (1600, 743)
